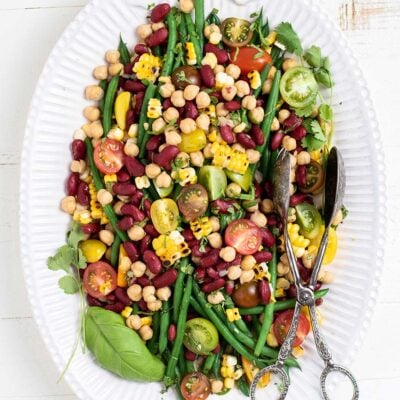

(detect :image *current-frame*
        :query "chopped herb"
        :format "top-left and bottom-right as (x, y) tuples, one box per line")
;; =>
(59, 275), (80, 295)
(319, 104), (333, 121)
(275, 22), (303, 55)
(301, 118), (326, 151)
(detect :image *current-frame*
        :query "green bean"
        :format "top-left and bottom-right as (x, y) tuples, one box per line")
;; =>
(153, 45), (161, 57)
(224, 295), (252, 336)
(239, 289), (330, 315)
(253, 64), (271, 98)
(172, 184), (182, 201)
(118, 35), (131, 65)
(147, 310), (161, 354)
(194, 0), (205, 54)
(164, 275), (193, 387)
(132, 303), (140, 314)
(98, 79), (107, 113)
(202, 353), (216, 374)
(175, 367), (184, 400)
(262, 20), (270, 36)
(159, 300), (171, 354)
(189, 296), (207, 318)
(172, 269), (186, 323)
(161, 11), (178, 77)
(102, 74), (119, 137)
(110, 235), (121, 267)
(206, 8), (220, 25)
(178, 349), (186, 375)
(212, 351), (222, 378)
(254, 245), (277, 356)
(183, 13), (202, 66)
(138, 82), (157, 154)
(185, 360), (195, 373)
(237, 375), (250, 397)
(143, 182), (160, 202)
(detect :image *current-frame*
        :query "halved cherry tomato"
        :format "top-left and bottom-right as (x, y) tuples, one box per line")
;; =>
(309, 226), (338, 265)
(242, 356), (270, 387)
(93, 138), (124, 174)
(298, 160), (324, 194)
(83, 261), (117, 299)
(221, 18), (253, 47)
(178, 128), (207, 153)
(295, 203), (323, 239)
(273, 310), (310, 348)
(178, 184), (209, 221)
(180, 372), (211, 400)
(184, 318), (219, 355)
(150, 198), (179, 234)
(224, 219), (262, 255)
(280, 66), (318, 109)
(229, 47), (272, 75)
(172, 66), (201, 90)
(198, 166), (227, 201)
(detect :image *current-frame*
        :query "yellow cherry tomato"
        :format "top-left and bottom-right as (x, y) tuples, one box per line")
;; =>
(178, 128), (207, 153)
(80, 239), (107, 263)
(150, 199), (179, 234)
(114, 91), (131, 130)
(309, 226), (338, 265)
(241, 356), (270, 388)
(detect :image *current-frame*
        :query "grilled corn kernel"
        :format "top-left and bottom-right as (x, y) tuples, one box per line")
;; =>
(266, 31), (277, 46)
(292, 346), (305, 358)
(224, 378), (235, 389)
(147, 98), (162, 119)
(226, 308), (241, 322)
(152, 231), (191, 267)
(185, 42), (197, 65)
(104, 174), (118, 184)
(275, 288), (286, 298)
(220, 366), (235, 379)
(190, 217), (213, 240)
(121, 306), (133, 319)
(248, 70), (261, 90)
(222, 354), (238, 367)
(140, 316), (153, 326)
(133, 53), (162, 82)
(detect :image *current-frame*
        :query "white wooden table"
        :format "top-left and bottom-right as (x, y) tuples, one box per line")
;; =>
(0, 0), (399, 398)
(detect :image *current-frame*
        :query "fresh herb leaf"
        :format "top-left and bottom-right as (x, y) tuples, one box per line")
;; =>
(322, 56), (330, 70)
(230, 111), (242, 125)
(254, 51), (265, 59)
(304, 45), (322, 68)
(301, 119), (326, 151)
(67, 222), (85, 250)
(47, 245), (75, 273)
(293, 103), (314, 117)
(250, 11), (260, 18)
(319, 104), (333, 121)
(275, 22), (303, 55)
(59, 275), (80, 294)
(315, 68), (333, 88)
(74, 248), (87, 270)
(199, 237), (208, 253)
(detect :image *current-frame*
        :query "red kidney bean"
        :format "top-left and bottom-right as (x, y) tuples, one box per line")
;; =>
(297, 259), (311, 282)
(254, 251), (273, 263)
(124, 156), (145, 177)
(137, 276), (151, 287)
(216, 261), (228, 271)
(282, 113), (302, 130)
(184, 349), (197, 361)
(199, 250), (220, 269)
(292, 125), (307, 140)
(191, 243), (209, 258)
(182, 229), (195, 242)
(121, 204), (145, 221)
(168, 323), (177, 341)
(256, 99), (265, 107)
(254, 182), (262, 199)
(264, 180), (273, 198)
(126, 109), (136, 129)
(143, 250), (162, 275)
(201, 278), (226, 293)
(134, 91), (145, 115)
(195, 267), (206, 281)
(220, 125), (234, 144)
(139, 299), (149, 311)
(259, 280), (271, 304)
(153, 145), (180, 171)
(207, 267), (219, 279)
(144, 224), (159, 238)
(260, 228), (275, 248)
(185, 101), (199, 119)
(77, 181), (90, 206)
(118, 77), (127, 90)
(130, 190), (144, 206)
(143, 199), (152, 214)
(145, 27), (168, 47)
(66, 172), (80, 196)
(112, 182), (137, 196)
(225, 280), (234, 295)
(211, 199), (239, 214)
(105, 302), (125, 313)
(204, 43), (228, 64)
(115, 287), (132, 306)
(266, 214), (278, 227)
(209, 91), (223, 102)
(124, 79), (146, 93)
(200, 64), (215, 88)
(213, 342), (221, 354)
(131, 54), (140, 65)
(289, 192), (308, 207)
(270, 131), (285, 151)
(86, 294), (104, 307)
(315, 298), (324, 306)
(296, 165), (307, 187)
(163, 98), (173, 110)
(140, 235), (152, 255)
(237, 133), (256, 149)
(314, 282), (322, 291)
(153, 269), (178, 288)
(150, 3), (171, 22)
(243, 315), (252, 323)
(296, 145), (304, 153)
(117, 216), (134, 231)
(224, 101), (241, 111)
(117, 169), (130, 183)
(134, 43), (149, 55)
(124, 62), (134, 75)
(71, 139), (86, 160)
(251, 125), (265, 146)
(123, 242), (139, 262)
(287, 285), (297, 299)
(81, 223), (100, 235)
(146, 134), (164, 151)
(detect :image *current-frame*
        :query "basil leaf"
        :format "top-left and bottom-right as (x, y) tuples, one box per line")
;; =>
(304, 45), (322, 68)
(85, 307), (165, 382)
(315, 68), (333, 88)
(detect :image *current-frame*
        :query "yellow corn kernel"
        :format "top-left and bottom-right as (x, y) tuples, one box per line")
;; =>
(233, 368), (244, 380)
(207, 128), (218, 143)
(176, 167), (197, 186)
(292, 346), (305, 358)
(253, 263), (270, 281)
(100, 214), (109, 224)
(226, 308), (241, 322)
(275, 288), (285, 298)
(204, 104), (216, 118)
(132, 53), (162, 82)
(287, 223), (310, 256)
(190, 217), (213, 240)
(152, 232), (191, 267)
(147, 98), (162, 119)
(140, 316), (153, 326)
(211, 142), (249, 174)
(266, 327), (279, 347)
(104, 174), (118, 184)
(121, 306), (133, 319)
(310, 150), (323, 163)
(224, 377), (235, 389)
(79, 210), (92, 225)
(83, 175), (92, 184)
(220, 366), (235, 378)
(248, 70), (261, 90)
(185, 42), (197, 66)
(266, 31), (277, 46)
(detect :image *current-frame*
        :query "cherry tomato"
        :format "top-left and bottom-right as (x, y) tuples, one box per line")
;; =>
(224, 219), (262, 255)
(229, 47), (272, 75)
(184, 318), (219, 355)
(295, 203), (323, 239)
(178, 184), (209, 221)
(225, 168), (252, 192)
(178, 128), (207, 153)
(280, 66), (318, 109)
(242, 356), (270, 387)
(172, 66), (201, 90)
(232, 281), (261, 308)
(93, 138), (124, 174)
(83, 261), (117, 299)
(274, 310), (310, 347)
(221, 18), (253, 47)
(309, 226), (338, 265)
(180, 372), (211, 400)
(80, 239), (107, 263)
(150, 198), (179, 234)
(298, 160), (324, 194)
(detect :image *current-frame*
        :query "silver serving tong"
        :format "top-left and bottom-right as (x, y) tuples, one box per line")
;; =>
(250, 148), (359, 400)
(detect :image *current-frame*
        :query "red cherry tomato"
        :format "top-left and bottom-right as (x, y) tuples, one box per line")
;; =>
(177, 184), (209, 221)
(273, 310), (310, 347)
(93, 138), (124, 174)
(83, 261), (117, 299)
(180, 372), (211, 400)
(224, 219), (262, 255)
(229, 47), (272, 75)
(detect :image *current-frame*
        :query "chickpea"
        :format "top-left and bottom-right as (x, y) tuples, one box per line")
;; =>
(227, 265), (242, 280)
(190, 151), (204, 167)
(250, 210), (267, 227)
(70, 159), (86, 174)
(282, 136), (297, 151)
(130, 261), (146, 278)
(246, 149), (261, 164)
(165, 128), (182, 146)
(85, 85), (104, 101)
(221, 85), (237, 101)
(93, 65), (108, 81)
(249, 107), (264, 124)
(128, 123), (139, 138)
(99, 229), (114, 246)
(147, 300), (162, 312)
(124, 139), (139, 157)
(287, 207), (296, 223)
(270, 117), (280, 131)
(113, 200), (125, 215)
(226, 64), (241, 80)
(180, 118), (197, 134)
(105, 49), (120, 64)
(136, 23), (152, 39)
(209, 216), (220, 232)
(128, 225), (146, 241)
(235, 80), (250, 98)
(179, 0), (194, 13)
(107, 127), (124, 141)
(171, 90), (186, 107)
(241, 255), (256, 271)
(207, 291), (225, 305)
(216, 102), (229, 117)
(108, 62), (123, 76)
(276, 277), (290, 290)
(243, 201), (258, 213)
(226, 182), (241, 198)
(61, 196), (76, 214)
(73, 128), (86, 141)
(145, 163), (161, 180)
(159, 83), (175, 98)
(126, 314), (142, 330)
(319, 270), (334, 284)
(232, 122), (246, 133)
(290, 154), (297, 168)
(83, 120), (103, 139)
(135, 176), (150, 190)
(241, 95), (257, 111)
(183, 84), (200, 101)
(302, 251), (316, 269)
(97, 189), (113, 206)
(151, 117), (166, 134)
(156, 287), (172, 301)
(262, 78), (273, 95)
(209, 31), (222, 45)
(203, 143), (213, 158)
(220, 246), (236, 262)
(201, 52), (218, 69)
(139, 325), (153, 341)
(163, 107), (179, 123)
(142, 285), (156, 300)
(267, 66), (277, 80)
(261, 198), (274, 214)
(196, 91), (211, 109)
(204, 24), (220, 38)
(176, 152), (190, 167)
(213, 64), (225, 74)
(282, 58), (298, 72)
(83, 106), (100, 122)
(240, 269), (255, 284)
(127, 284), (142, 302)
(152, 22), (165, 31)
(232, 143), (246, 153)
(278, 109), (291, 124)
(196, 114), (210, 131)
(297, 151), (311, 165)
(208, 232), (223, 249)
(277, 261), (290, 276)
(156, 171), (172, 188)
